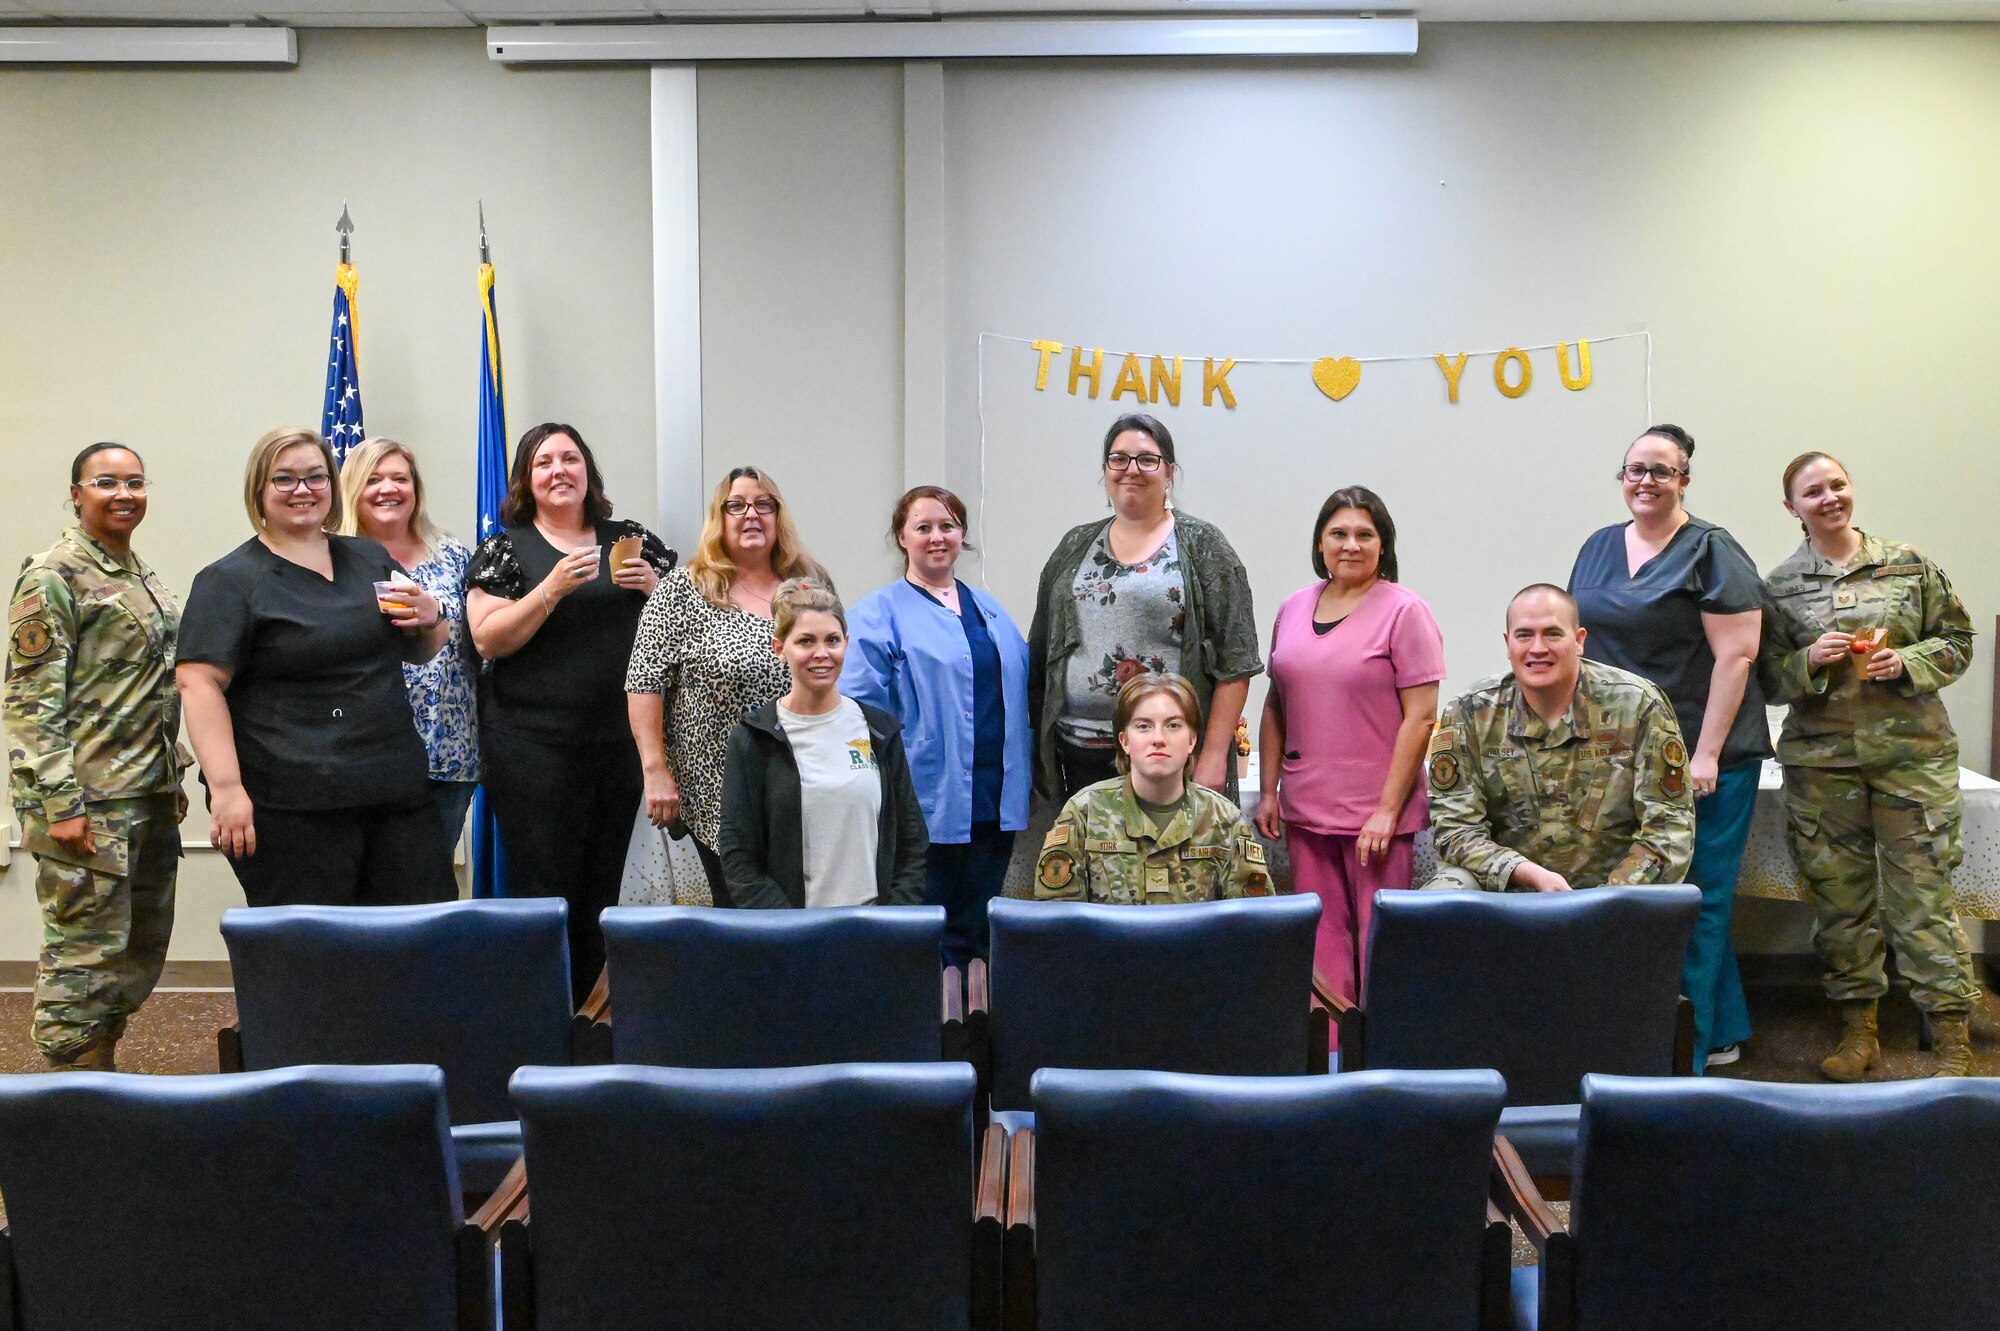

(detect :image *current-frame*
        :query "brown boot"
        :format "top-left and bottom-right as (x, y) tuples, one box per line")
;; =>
(1819, 999), (1880, 1083)
(44, 1035), (117, 1073)
(1931, 1016), (1974, 1078)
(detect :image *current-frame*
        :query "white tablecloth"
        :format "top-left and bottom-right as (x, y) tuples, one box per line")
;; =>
(1737, 760), (2000, 920)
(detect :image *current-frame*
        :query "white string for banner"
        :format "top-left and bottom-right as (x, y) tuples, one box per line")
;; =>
(972, 328), (1655, 587)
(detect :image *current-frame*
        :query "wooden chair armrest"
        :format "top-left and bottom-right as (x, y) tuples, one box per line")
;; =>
(1673, 994), (1696, 1076)
(1493, 1135), (1577, 1331)
(467, 1156), (529, 1235)
(942, 965), (969, 1063)
(1001, 1127), (1036, 1331)
(967, 958), (993, 1119)
(1310, 973), (1352, 1016)
(456, 1157), (522, 1331)
(973, 1122), (1007, 1331)
(216, 1020), (244, 1073)
(578, 966), (610, 1025)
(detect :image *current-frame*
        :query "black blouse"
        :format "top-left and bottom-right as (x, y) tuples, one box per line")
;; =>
(466, 519), (676, 744)
(178, 535), (431, 811)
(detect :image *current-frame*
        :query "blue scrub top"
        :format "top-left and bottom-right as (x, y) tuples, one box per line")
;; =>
(842, 578), (1033, 842)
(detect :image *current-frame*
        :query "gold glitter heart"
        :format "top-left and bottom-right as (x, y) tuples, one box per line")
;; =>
(1312, 357), (1362, 402)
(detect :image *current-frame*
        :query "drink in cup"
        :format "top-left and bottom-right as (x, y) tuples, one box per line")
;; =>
(571, 545), (602, 580)
(373, 579), (414, 615)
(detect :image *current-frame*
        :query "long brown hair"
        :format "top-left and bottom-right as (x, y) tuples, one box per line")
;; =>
(685, 466), (826, 608)
(500, 422), (613, 528)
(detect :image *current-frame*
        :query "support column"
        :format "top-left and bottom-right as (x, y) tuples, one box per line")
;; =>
(902, 60), (947, 491)
(652, 63), (704, 552)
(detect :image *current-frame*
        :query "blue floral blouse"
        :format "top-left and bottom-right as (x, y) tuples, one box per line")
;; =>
(403, 535), (480, 783)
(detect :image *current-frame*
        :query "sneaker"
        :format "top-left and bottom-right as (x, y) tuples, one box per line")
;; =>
(1705, 1043), (1742, 1068)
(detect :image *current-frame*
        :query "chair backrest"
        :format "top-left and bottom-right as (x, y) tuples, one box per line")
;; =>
(511, 1061), (976, 1331)
(224, 898), (574, 1124)
(1361, 886), (1698, 1106)
(0, 1065), (463, 1331)
(1570, 1074), (2000, 1331)
(600, 905), (944, 1066)
(1033, 1066), (1506, 1331)
(986, 895), (1320, 1110)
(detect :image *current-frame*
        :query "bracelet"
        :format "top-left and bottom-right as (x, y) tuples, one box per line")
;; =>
(540, 585), (554, 615)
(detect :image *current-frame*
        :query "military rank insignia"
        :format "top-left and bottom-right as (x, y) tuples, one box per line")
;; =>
(1429, 751), (1459, 791)
(12, 616), (53, 660)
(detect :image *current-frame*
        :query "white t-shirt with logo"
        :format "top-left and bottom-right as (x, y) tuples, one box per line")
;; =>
(778, 698), (882, 909)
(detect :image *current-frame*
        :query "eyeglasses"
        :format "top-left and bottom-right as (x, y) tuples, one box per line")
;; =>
(1617, 463), (1688, 483)
(723, 497), (779, 516)
(78, 478), (150, 495)
(269, 472), (332, 494)
(1104, 452), (1166, 473)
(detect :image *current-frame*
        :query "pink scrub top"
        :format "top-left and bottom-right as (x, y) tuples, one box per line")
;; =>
(1267, 579), (1446, 837)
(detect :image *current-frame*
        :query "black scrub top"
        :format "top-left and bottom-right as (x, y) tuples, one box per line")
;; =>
(1569, 515), (1774, 769)
(465, 520), (676, 745)
(178, 535), (431, 810)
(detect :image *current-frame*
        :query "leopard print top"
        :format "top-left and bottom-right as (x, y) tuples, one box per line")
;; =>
(625, 568), (790, 848)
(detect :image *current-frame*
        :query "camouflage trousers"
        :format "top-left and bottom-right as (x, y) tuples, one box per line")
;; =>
(1781, 760), (1980, 1017)
(22, 793), (180, 1060)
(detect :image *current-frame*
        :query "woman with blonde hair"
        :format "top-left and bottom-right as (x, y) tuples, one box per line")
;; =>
(627, 465), (828, 904)
(178, 428), (454, 906)
(339, 437), (480, 847)
(716, 579), (927, 909)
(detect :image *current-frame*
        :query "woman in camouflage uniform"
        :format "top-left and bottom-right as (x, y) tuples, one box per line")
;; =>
(1765, 452), (1981, 1079)
(6, 443), (184, 1071)
(1035, 673), (1270, 905)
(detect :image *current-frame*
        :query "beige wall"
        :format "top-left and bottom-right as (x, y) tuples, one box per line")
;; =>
(0, 29), (652, 960)
(697, 24), (2000, 951)
(5, 22), (1996, 963)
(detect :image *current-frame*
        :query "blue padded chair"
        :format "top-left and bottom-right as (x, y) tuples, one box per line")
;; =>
(599, 904), (956, 1065)
(222, 898), (579, 1193)
(983, 895), (1325, 1128)
(1499, 1074), (2000, 1331)
(504, 1062), (989, 1331)
(1332, 886), (1698, 1187)
(1014, 1067), (1512, 1331)
(0, 1065), (496, 1331)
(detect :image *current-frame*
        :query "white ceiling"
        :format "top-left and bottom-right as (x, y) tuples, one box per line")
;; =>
(1, 0), (1996, 28)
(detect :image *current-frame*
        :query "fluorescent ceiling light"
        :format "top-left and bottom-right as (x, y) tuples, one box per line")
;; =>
(489, 16), (1418, 62)
(0, 27), (297, 64)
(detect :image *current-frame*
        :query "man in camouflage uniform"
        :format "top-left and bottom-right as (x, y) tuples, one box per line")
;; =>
(1764, 520), (1980, 1079)
(7, 499), (185, 1071)
(1426, 585), (1695, 892)
(1034, 777), (1273, 904)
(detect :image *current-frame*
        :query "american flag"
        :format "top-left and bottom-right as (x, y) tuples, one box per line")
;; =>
(322, 263), (364, 464)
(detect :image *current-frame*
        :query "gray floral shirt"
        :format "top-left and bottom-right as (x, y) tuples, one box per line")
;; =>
(1059, 527), (1186, 743)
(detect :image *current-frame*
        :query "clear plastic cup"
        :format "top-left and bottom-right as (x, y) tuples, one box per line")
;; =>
(373, 580), (413, 615)
(570, 545), (603, 581)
